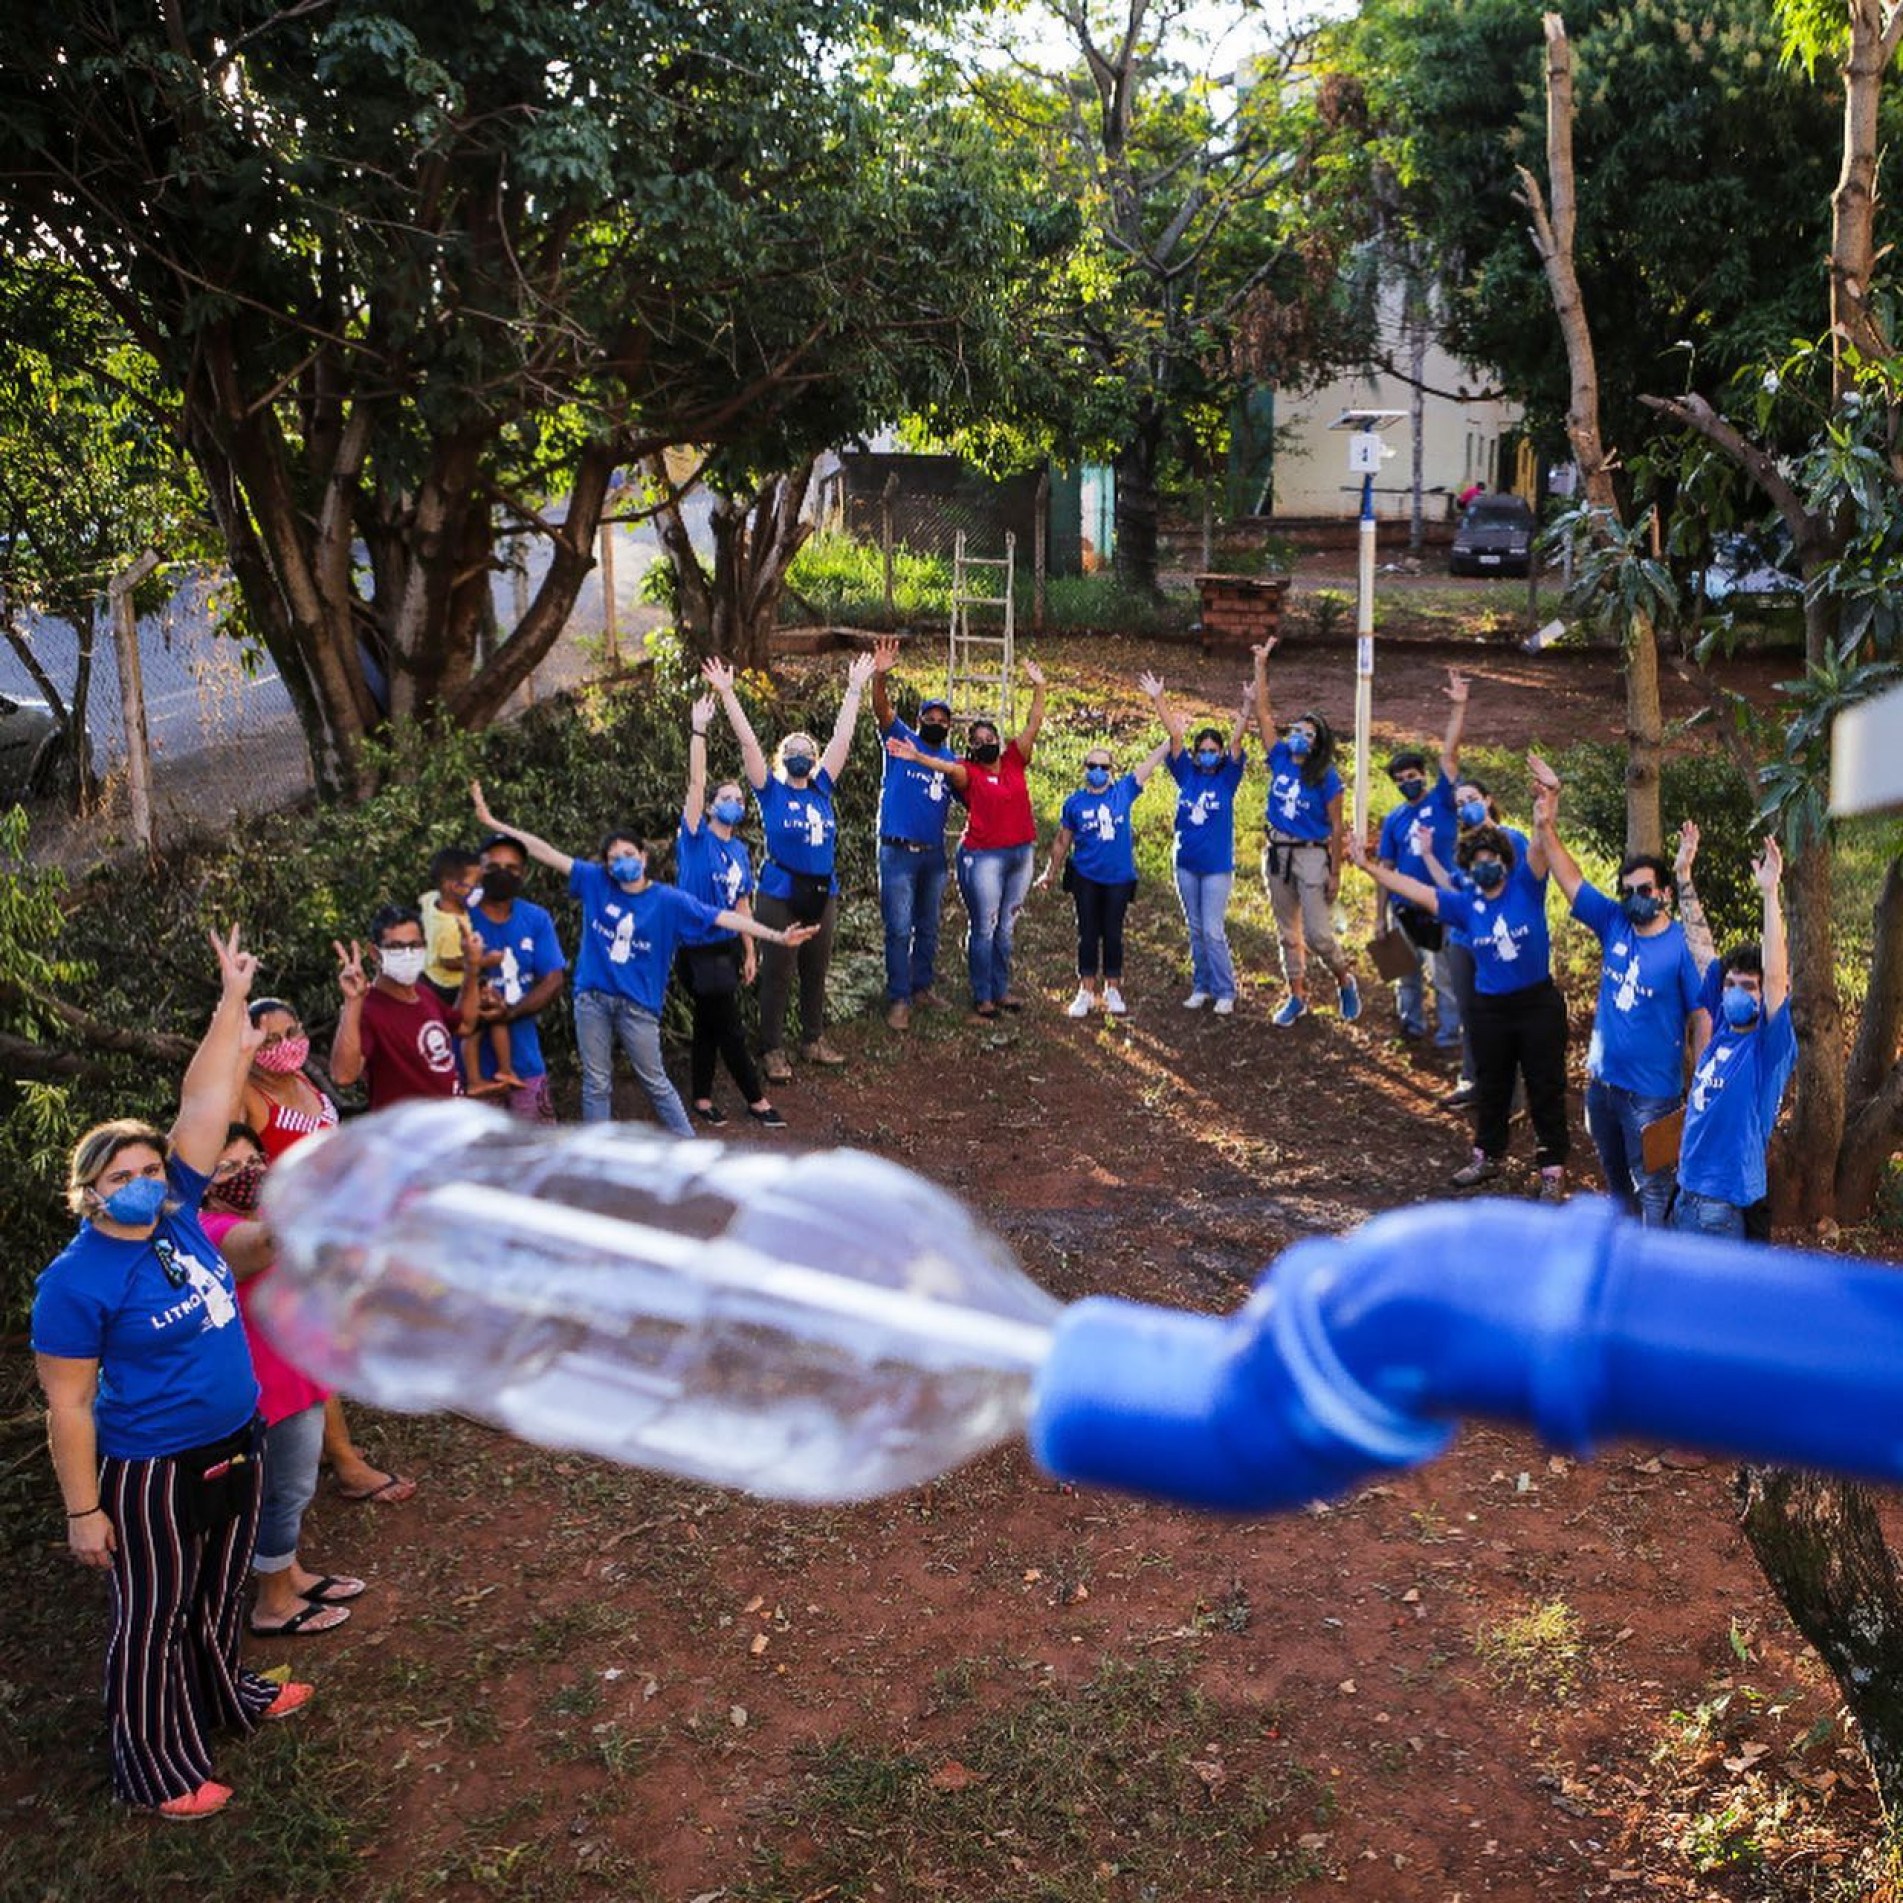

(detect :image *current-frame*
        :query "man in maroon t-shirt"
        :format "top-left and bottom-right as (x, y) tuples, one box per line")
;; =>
(331, 904), (480, 1110)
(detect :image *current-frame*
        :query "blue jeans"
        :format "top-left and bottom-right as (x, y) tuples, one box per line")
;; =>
(1671, 1184), (1747, 1240)
(255, 1402), (326, 1572)
(1174, 868), (1236, 1000)
(1392, 920), (1462, 1044)
(956, 843), (1034, 1006)
(1584, 1079), (1680, 1226)
(575, 988), (693, 1135)
(879, 841), (950, 1002)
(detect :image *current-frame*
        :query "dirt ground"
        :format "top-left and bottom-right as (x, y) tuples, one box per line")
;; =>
(3, 626), (1880, 1903)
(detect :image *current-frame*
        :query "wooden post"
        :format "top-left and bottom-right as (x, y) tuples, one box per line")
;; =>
(1034, 468), (1050, 632)
(108, 550), (161, 853)
(881, 472), (899, 618)
(599, 518), (619, 669)
(513, 537), (536, 705)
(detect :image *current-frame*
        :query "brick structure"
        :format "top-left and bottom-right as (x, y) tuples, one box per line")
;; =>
(1195, 573), (1292, 651)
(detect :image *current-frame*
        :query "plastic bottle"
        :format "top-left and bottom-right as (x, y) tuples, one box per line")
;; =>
(255, 1100), (1058, 1503)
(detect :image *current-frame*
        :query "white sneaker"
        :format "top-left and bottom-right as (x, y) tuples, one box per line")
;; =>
(1182, 991), (1210, 1010)
(1067, 988), (1093, 1019)
(1212, 996), (1235, 1016)
(1103, 986), (1128, 1016)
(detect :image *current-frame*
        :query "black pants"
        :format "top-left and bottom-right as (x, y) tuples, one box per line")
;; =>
(1469, 977), (1569, 1169)
(679, 947), (764, 1104)
(1072, 875), (1136, 980)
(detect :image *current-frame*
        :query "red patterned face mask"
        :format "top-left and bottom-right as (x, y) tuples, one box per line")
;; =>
(253, 1035), (309, 1075)
(212, 1159), (266, 1212)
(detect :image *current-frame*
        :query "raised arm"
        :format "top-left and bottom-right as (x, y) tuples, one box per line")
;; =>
(820, 651), (875, 782)
(1346, 829), (1442, 915)
(683, 694), (714, 831)
(1251, 640), (1278, 752)
(703, 656), (769, 790)
(1230, 685), (1252, 761)
(1013, 659), (1047, 759)
(1674, 820), (1717, 973)
(1139, 671), (1183, 753)
(328, 939), (369, 1088)
(1530, 779), (1583, 901)
(1524, 752), (1560, 880)
(1131, 738), (1171, 789)
(870, 635), (901, 731)
(886, 733), (970, 792)
(1440, 670), (1470, 782)
(1757, 835), (1788, 1014)
(470, 780), (574, 877)
(170, 926), (263, 1177)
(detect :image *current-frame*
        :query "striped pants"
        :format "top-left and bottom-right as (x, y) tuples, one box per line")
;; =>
(99, 1434), (281, 1805)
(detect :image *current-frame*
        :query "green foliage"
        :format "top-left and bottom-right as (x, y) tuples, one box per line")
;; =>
(786, 531), (955, 624)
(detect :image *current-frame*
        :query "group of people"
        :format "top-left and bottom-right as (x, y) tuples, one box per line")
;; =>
(29, 638), (1802, 1824)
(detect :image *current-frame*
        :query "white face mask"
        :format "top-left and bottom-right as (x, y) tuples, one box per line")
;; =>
(379, 945), (428, 986)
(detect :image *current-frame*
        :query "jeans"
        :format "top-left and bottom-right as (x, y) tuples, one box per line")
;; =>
(956, 843), (1035, 1005)
(574, 987), (693, 1135)
(1671, 1184), (1746, 1240)
(879, 841), (950, 1002)
(1585, 1078), (1681, 1225)
(1443, 939), (1478, 1084)
(1392, 916), (1462, 1045)
(1468, 977), (1570, 1169)
(255, 1401), (326, 1573)
(1175, 868), (1236, 999)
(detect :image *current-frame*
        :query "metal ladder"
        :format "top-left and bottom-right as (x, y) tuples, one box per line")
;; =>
(945, 529), (1016, 732)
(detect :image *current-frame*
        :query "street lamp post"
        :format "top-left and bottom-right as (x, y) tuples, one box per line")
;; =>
(1330, 410), (1406, 847)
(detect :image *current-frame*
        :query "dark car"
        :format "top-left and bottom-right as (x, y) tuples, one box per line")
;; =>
(0, 689), (68, 798)
(1449, 496), (1537, 578)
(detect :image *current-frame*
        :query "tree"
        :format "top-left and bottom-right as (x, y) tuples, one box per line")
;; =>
(0, 1), (1007, 798)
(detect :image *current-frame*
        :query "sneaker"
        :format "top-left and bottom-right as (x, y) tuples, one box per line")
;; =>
(260, 1681), (314, 1722)
(1182, 991), (1211, 1010)
(1442, 1081), (1478, 1109)
(1103, 986), (1128, 1016)
(1450, 1150), (1501, 1189)
(1538, 1167), (1568, 1204)
(800, 1039), (847, 1067)
(1212, 996), (1235, 1017)
(692, 1101), (727, 1128)
(885, 1000), (911, 1031)
(155, 1780), (233, 1822)
(1338, 976), (1362, 1023)
(747, 1104), (788, 1129)
(1067, 988), (1093, 1019)
(762, 1048), (793, 1085)
(1271, 994), (1307, 1029)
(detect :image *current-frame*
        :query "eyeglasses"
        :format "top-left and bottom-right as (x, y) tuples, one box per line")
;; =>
(211, 1155), (258, 1179)
(1621, 881), (1660, 898)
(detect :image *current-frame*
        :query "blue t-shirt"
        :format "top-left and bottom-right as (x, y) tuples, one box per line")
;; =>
(1061, 774), (1143, 885)
(1264, 741), (1340, 842)
(1166, 749), (1245, 875)
(676, 818), (755, 946)
(1378, 775), (1458, 884)
(31, 1158), (260, 1460)
(469, 899), (567, 1083)
(568, 861), (729, 1013)
(1572, 883), (1704, 1098)
(1436, 854), (1552, 995)
(878, 717), (957, 848)
(1441, 825), (1528, 951)
(756, 768), (839, 898)
(1678, 1001), (1797, 1206)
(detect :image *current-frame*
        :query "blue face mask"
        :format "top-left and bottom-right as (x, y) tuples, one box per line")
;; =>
(1471, 858), (1508, 893)
(609, 853), (646, 885)
(1458, 799), (1488, 828)
(98, 1174), (168, 1227)
(712, 797), (745, 827)
(1084, 765), (1111, 790)
(1286, 730), (1314, 760)
(781, 752), (815, 781)
(1196, 748), (1223, 770)
(1621, 890), (1664, 926)
(1722, 984), (1761, 1028)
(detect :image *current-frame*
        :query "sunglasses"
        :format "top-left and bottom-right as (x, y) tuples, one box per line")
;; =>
(1621, 881), (1660, 898)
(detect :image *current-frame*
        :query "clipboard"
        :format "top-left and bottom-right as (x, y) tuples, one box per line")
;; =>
(1369, 928), (1420, 982)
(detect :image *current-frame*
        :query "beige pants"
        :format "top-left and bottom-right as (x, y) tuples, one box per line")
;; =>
(1262, 840), (1349, 990)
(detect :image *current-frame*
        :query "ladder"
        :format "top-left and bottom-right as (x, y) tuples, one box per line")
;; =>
(945, 529), (1016, 732)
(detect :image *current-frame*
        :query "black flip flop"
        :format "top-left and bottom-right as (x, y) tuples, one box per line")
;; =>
(301, 1574), (367, 1605)
(249, 1600), (350, 1638)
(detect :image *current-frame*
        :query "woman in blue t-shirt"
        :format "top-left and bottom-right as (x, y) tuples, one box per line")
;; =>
(704, 650), (874, 1085)
(30, 927), (310, 1820)
(1349, 769), (1570, 1199)
(1141, 669), (1249, 1014)
(679, 693), (786, 1130)
(1037, 729), (1170, 1016)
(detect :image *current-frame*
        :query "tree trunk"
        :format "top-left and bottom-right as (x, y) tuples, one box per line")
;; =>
(1739, 1466), (1903, 1823)
(658, 465), (815, 673)
(1623, 611), (1663, 856)
(1113, 410), (1162, 594)
(1781, 844), (1847, 1226)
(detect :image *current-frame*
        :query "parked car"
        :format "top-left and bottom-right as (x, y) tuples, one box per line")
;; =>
(0, 690), (68, 799)
(1695, 530), (1803, 603)
(1449, 495), (1537, 577)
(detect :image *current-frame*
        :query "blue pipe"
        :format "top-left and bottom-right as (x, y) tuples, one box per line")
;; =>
(1028, 1198), (1903, 1511)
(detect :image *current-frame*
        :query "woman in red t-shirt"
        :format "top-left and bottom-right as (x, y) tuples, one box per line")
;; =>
(885, 660), (1046, 1021)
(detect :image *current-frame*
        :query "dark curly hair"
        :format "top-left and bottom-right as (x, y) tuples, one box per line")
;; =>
(1454, 823), (1517, 874)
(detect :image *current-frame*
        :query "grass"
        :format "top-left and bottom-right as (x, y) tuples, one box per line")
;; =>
(1473, 1596), (1585, 1704)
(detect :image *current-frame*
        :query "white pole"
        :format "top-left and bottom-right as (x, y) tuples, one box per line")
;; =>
(1355, 444), (1376, 850)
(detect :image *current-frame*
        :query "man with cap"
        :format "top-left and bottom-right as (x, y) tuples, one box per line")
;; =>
(871, 636), (959, 1029)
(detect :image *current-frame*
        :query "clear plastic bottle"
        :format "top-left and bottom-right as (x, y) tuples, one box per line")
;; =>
(254, 1100), (1059, 1502)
